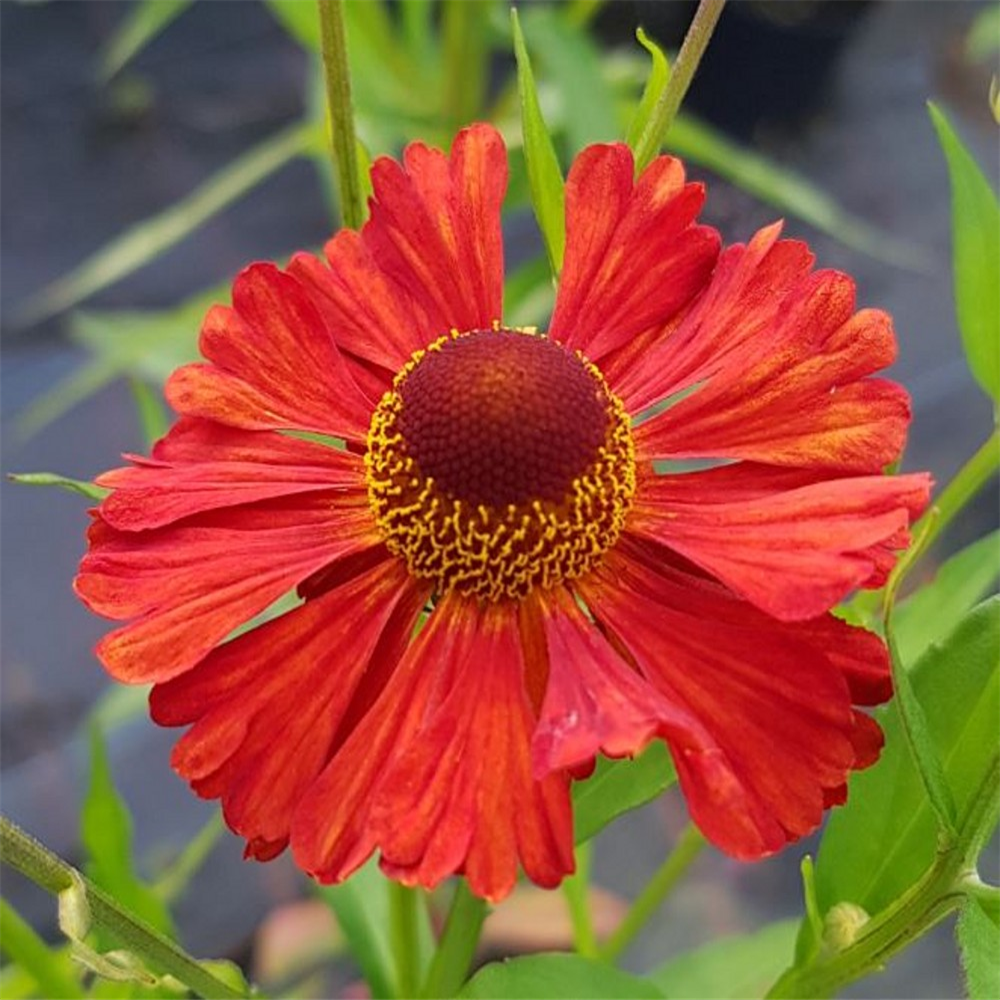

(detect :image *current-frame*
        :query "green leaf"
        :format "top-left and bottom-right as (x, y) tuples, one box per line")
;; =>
(966, 5), (1000, 62)
(98, 0), (192, 82)
(128, 378), (170, 448)
(19, 125), (309, 325)
(154, 813), (226, 905)
(265, 0), (319, 50)
(7, 472), (108, 501)
(0, 897), (85, 999)
(929, 102), (1000, 402)
(82, 725), (175, 939)
(504, 254), (554, 328)
(626, 28), (670, 151)
(650, 920), (798, 999)
(573, 743), (677, 844)
(458, 954), (663, 999)
(511, 8), (566, 276)
(958, 898), (1000, 1000)
(815, 598), (1000, 917)
(894, 531), (1000, 666)
(793, 856), (823, 967)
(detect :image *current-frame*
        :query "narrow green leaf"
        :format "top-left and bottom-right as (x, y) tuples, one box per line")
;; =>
(7, 472), (108, 501)
(458, 954), (663, 999)
(650, 920), (798, 999)
(0, 897), (85, 999)
(128, 378), (170, 448)
(511, 8), (566, 276)
(958, 898), (1000, 1000)
(154, 813), (226, 905)
(626, 28), (670, 151)
(82, 725), (175, 938)
(815, 598), (1000, 917)
(14, 356), (120, 441)
(929, 102), (1000, 402)
(19, 125), (308, 325)
(793, 857), (823, 967)
(573, 743), (677, 844)
(98, 0), (192, 82)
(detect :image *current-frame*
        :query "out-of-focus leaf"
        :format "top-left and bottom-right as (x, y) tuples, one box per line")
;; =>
(511, 8), (566, 275)
(98, 0), (192, 82)
(966, 5), (1000, 61)
(505, 254), (555, 328)
(929, 102), (1000, 402)
(666, 113), (930, 270)
(815, 598), (1000, 916)
(573, 743), (677, 844)
(0, 898), (85, 999)
(19, 125), (309, 326)
(959, 898), (1000, 999)
(265, 0), (319, 49)
(519, 4), (619, 149)
(128, 378), (170, 448)
(894, 531), (1000, 666)
(14, 356), (120, 441)
(7, 472), (108, 501)
(626, 28), (670, 152)
(650, 920), (798, 999)
(82, 724), (175, 938)
(155, 813), (226, 905)
(458, 954), (662, 999)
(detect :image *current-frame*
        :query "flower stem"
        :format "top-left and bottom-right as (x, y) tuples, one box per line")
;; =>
(633, 0), (727, 173)
(599, 824), (706, 963)
(388, 882), (421, 999)
(562, 841), (599, 958)
(0, 815), (248, 999)
(316, 0), (365, 230)
(419, 881), (488, 999)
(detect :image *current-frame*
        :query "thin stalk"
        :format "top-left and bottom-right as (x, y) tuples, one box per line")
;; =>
(316, 0), (365, 230)
(0, 897), (85, 999)
(419, 881), (488, 999)
(388, 882), (421, 999)
(599, 824), (706, 963)
(562, 841), (599, 958)
(0, 816), (247, 1000)
(633, 0), (727, 174)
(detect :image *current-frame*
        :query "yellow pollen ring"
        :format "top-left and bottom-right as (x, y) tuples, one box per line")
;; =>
(364, 330), (636, 602)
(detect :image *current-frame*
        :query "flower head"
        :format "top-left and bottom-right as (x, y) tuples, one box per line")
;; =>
(76, 124), (930, 901)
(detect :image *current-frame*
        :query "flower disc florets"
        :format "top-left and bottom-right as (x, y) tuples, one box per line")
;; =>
(366, 327), (636, 600)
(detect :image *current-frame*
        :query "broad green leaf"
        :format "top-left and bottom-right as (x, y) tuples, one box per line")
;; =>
(7, 472), (108, 501)
(511, 8), (566, 274)
(19, 125), (309, 325)
(929, 102), (1000, 402)
(82, 725), (175, 938)
(626, 28), (670, 152)
(894, 531), (1000, 666)
(573, 743), (677, 844)
(815, 598), (1000, 916)
(0, 898), (85, 999)
(98, 0), (192, 82)
(264, 0), (319, 50)
(958, 898), (1000, 999)
(128, 378), (170, 448)
(650, 920), (798, 1000)
(458, 954), (663, 999)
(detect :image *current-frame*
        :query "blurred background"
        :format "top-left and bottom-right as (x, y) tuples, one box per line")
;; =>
(2, 1), (998, 997)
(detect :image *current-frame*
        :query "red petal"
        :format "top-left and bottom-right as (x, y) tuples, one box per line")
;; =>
(95, 418), (365, 531)
(75, 494), (380, 683)
(151, 558), (424, 856)
(166, 264), (372, 441)
(359, 124), (506, 336)
(628, 465), (931, 620)
(636, 264), (912, 471)
(549, 145), (719, 363)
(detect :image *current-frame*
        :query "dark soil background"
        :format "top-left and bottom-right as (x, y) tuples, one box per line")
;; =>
(1, 1), (998, 996)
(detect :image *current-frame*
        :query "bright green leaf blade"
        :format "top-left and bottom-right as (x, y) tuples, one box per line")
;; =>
(263, 0), (319, 50)
(98, 0), (192, 82)
(511, 8), (566, 276)
(650, 920), (798, 1000)
(0, 898), (85, 999)
(458, 954), (663, 999)
(128, 378), (170, 448)
(929, 102), (1000, 402)
(82, 724), (175, 938)
(7, 472), (108, 501)
(18, 125), (308, 326)
(894, 531), (1000, 665)
(573, 743), (677, 844)
(958, 898), (1000, 1000)
(666, 113), (931, 271)
(815, 598), (1000, 916)
(626, 28), (670, 151)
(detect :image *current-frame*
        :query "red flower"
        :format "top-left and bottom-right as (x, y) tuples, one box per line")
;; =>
(76, 124), (930, 902)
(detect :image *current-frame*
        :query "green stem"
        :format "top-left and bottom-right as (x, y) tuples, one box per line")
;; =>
(633, 0), (727, 173)
(419, 881), (489, 999)
(599, 824), (705, 963)
(562, 841), (599, 958)
(0, 816), (247, 1000)
(389, 882), (421, 999)
(316, 0), (365, 230)
(0, 897), (85, 999)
